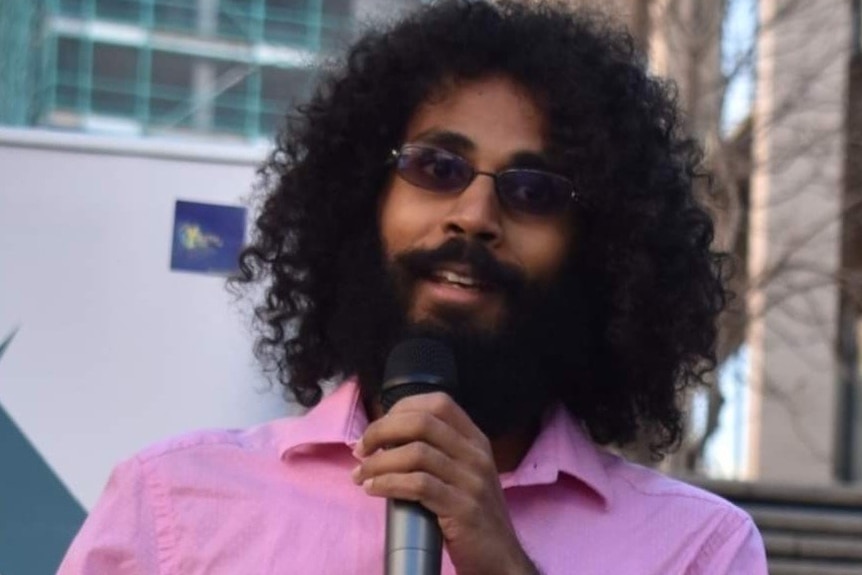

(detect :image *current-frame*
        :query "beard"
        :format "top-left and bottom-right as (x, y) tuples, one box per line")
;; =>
(326, 231), (591, 439)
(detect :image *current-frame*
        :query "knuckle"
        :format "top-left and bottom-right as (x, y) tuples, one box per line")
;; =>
(468, 444), (495, 474)
(360, 457), (381, 478)
(362, 425), (381, 448)
(475, 433), (492, 453)
(409, 412), (434, 436)
(426, 392), (451, 415)
(412, 472), (434, 496)
(406, 442), (430, 467)
(465, 473), (488, 499)
(381, 474), (399, 491)
(464, 498), (482, 518)
(476, 451), (496, 474)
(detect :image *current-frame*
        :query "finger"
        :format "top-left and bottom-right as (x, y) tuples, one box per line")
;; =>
(362, 471), (465, 517)
(352, 440), (463, 487)
(386, 392), (484, 442)
(357, 409), (468, 458)
(358, 411), (497, 482)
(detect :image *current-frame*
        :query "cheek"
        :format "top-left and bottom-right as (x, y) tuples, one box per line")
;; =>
(378, 184), (439, 257)
(511, 223), (573, 282)
(378, 186), (410, 256)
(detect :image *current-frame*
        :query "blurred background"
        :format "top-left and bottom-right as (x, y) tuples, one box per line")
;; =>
(0, 0), (860, 573)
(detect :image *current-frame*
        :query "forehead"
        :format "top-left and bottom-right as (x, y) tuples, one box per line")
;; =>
(404, 76), (547, 158)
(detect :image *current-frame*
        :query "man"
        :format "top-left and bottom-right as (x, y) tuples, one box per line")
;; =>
(59, 1), (768, 573)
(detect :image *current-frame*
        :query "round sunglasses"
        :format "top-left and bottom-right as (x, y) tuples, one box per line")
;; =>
(390, 144), (579, 216)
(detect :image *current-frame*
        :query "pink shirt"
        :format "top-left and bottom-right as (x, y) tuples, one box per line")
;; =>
(59, 381), (767, 574)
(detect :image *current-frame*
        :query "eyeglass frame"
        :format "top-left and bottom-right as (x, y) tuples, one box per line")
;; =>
(387, 144), (585, 216)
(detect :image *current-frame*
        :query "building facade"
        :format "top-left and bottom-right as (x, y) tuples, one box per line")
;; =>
(0, 0), (417, 141)
(608, 0), (861, 486)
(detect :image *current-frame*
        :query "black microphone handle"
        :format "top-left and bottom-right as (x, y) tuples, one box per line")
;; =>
(382, 338), (457, 575)
(383, 384), (445, 575)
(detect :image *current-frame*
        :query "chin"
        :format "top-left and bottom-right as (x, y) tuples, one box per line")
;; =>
(407, 306), (506, 337)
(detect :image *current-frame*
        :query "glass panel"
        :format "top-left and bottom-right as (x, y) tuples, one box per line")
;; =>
(213, 62), (250, 133)
(55, 37), (84, 110)
(95, 0), (142, 24)
(264, 0), (309, 45)
(58, 0), (86, 18)
(154, 0), (198, 33)
(218, 0), (254, 41)
(40, 0), (355, 138)
(259, 65), (312, 134)
(320, 0), (352, 51)
(91, 42), (138, 116)
(149, 50), (194, 127)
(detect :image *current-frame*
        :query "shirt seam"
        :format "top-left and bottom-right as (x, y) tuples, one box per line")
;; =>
(616, 472), (737, 508)
(685, 510), (749, 575)
(136, 454), (180, 575)
(135, 433), (247, 464)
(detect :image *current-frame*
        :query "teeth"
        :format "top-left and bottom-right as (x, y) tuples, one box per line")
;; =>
(437, 270), (478, 287)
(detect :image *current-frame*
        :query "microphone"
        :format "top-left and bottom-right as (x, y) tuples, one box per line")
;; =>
(380, 338), (458, 575)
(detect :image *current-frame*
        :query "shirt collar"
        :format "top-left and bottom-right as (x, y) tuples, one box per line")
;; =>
(275, 380), (612, 508)
(275, 379), (367, 456)
(501, 404), (613, 509)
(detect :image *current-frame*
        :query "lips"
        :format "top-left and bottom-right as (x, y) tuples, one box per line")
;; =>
(428, 266), (492, 291)
(392, 238), (526, 300)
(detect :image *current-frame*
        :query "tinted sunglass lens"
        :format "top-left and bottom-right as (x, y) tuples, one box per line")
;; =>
(397, 147), (471, 192)
(497, 171), (571, 215)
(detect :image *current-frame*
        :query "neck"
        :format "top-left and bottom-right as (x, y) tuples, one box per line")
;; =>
(490, 422), (539, 472)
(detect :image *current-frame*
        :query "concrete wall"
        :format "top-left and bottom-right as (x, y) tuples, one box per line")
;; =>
(648, 0), (723, 137)
(747, 0), (851, 484)
(840, 50), (862, 481)
(0, 129), (293, 510)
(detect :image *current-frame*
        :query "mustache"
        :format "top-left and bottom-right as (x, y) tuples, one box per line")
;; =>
(392, 238), (527, 295)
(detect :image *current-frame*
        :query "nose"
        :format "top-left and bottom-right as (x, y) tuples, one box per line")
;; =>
(442, 173), (503, 245)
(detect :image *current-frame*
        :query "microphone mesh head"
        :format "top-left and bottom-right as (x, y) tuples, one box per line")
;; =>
(381, 338), (457, 412)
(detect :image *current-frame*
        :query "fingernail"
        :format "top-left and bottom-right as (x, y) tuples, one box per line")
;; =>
(362, 478), (373, 492)
(352, 438), (364, 458)
(350, 465), (361, 484)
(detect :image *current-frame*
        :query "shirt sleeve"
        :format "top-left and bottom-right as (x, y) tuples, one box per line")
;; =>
(688, 513), (769, 575)
(56, 456), (168, 575)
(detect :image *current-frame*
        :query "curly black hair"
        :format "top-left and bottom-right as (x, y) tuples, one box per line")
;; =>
(233, 0), (728, 454)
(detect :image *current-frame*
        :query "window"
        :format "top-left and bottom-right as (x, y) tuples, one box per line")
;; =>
(95, 0), (142, 24)
(218, 0), (256, 41)
(320, 0), (352, 50)
(55, 37), (84, 111)
(259, 65), (312, 134)
(213, 62), (254, 134)
(149, 50), (194, 128)
(36, 0), (354, 139)
(264, 0), (311, 46)
(58, 0), (86, 18)
(154, 0), (198, 33)
(91, 42), (139, 116)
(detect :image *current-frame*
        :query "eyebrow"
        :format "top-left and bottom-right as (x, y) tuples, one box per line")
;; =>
(410, 128), (554, 170)
(411, 129), (475, 153)
(508, 151), (553, 170)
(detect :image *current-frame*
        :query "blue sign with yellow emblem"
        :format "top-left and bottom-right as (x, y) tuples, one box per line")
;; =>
(170, 200), (246, 275)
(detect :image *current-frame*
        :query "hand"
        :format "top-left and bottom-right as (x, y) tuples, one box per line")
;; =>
(352, 392), (538, 575)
